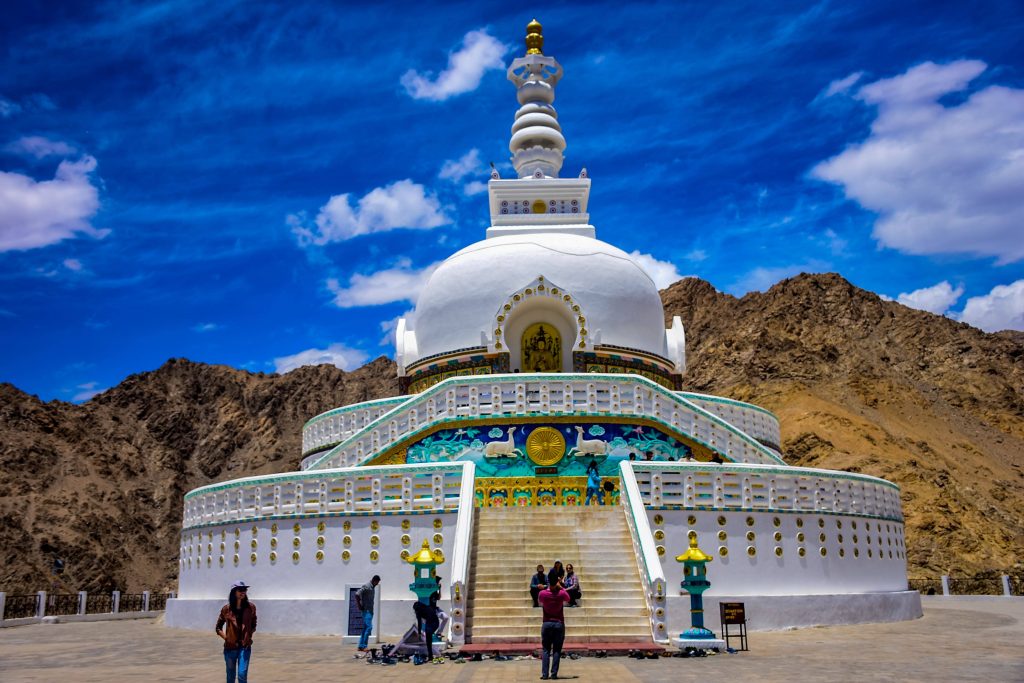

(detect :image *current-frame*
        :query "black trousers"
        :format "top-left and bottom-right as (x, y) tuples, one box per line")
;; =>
(567, 587), (581, 606)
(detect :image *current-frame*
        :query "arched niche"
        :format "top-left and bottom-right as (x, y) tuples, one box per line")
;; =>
(488, 275), (588, 373)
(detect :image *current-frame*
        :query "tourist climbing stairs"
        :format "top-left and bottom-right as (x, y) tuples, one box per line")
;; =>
(465, 506), (653, 644)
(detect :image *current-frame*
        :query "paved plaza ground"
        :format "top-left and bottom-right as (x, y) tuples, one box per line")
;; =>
(0, 597), (1021, 682)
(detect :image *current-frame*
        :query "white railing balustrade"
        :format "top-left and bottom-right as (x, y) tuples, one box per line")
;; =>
(619, 461), (669, 643)
(301, 396), (408, 457)
(630, 462), (903, 522)
(303, 374), (787, 471)
(678, 392), (781, 452)
(182, 463), (472, 530)
(447, 462), (477, 646)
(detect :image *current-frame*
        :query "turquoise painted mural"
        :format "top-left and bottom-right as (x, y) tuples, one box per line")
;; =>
(404, 423), (696, 477)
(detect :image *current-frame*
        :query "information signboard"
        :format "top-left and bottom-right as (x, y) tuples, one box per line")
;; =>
(720, 602), (748, 651)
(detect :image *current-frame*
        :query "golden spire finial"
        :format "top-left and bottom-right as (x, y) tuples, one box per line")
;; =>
(525, 19), (543, 55)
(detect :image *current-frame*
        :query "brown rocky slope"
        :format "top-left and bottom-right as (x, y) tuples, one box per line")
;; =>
(0, 273), (1020, 593)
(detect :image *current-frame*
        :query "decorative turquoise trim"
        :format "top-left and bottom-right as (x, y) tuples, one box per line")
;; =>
(183, 462), (467, 500)
(303, 396), (408, 429)
(676, 392), (779, 421)
(182, 508), (457, 532)
(630, 461), (902, 492)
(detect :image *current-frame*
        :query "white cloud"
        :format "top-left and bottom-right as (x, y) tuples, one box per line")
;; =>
(812, 60), (1024, 263)
(192, 322), (219, 332)
(629, 251), (686, 289)
(0, 97), (20, 118)
(0, 156), (106, 252)
(5, 136), (76, 159)
(822, 229), (848, 256)
(273, 343), (369, 374)
(821, 71), (863, 98)
(730, 261), (828, 294)
(685, 249), (708, 263)
(62, 258), (83, 271)
(72, 382), (102, 402)
(958, 279), (1024, 332)
(401, 29), (508, 101)
(327, 259), (440, 308)
(463, 181), (488, 196)
(896, 280), (964, 314)
(289, 179), (448, 246)
(440, 149), (482, 182)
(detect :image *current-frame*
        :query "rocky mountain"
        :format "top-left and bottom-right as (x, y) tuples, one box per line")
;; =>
(0, 273), (1021, 593)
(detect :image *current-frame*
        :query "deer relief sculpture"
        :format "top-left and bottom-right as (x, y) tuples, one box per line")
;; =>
(568, 425), (607, 457)
(484, 427), (524, 459)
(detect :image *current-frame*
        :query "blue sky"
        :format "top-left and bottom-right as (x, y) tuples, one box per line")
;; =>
(2, 1), (1023, 402)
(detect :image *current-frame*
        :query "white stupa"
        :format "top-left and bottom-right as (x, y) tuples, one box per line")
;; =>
(167, 20), (921, 644)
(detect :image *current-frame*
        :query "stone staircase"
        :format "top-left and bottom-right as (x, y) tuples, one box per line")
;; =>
(466, 506), (653, 643)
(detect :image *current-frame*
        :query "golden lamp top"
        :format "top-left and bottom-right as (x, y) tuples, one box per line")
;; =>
(406, 539), (445, 565)
(675, 535), (713, 564)
(526, 19), (543, 54)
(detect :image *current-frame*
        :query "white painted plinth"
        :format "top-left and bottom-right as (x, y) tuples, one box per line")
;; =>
(672, 637), (726, 650)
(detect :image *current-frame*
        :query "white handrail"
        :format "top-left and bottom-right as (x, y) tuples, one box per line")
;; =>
(447, 461), (476, 645)
(619, 460), (668, 643)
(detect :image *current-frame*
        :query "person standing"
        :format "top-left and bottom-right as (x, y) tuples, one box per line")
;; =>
(563, 564), (581, 607)
(530, 564), (548, 607)
(585, 461), (603, 505)
(215, 581), (257, 683)
(355, 575), (380, 652)
(538, 570), (571, 680)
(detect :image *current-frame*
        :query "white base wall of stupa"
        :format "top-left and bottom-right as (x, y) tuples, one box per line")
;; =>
(666, 591), (923, 636)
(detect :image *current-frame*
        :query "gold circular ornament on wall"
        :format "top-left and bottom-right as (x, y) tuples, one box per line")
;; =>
(774, 547), (783, 557)
(316, 550), (325, 562)
(270, 551), (278, 563)
(219, 542), (225, 552)
(773, 532), (782, 542)
(433, 533), (443, 544)
(796, 518), (804, 528)
(654, 529), (665, 541)
(653, 514), (664, 525)
(401, 534), (411, 546)
(718, 530), (727, 541)
(370, 550), (379, 562)
(400, 549), (410, 560)
(292, 551), (300, 563)
(271, 523), (278, 534)
(270, 538), (277, 549)
(371, 520), (379, 532)
(370, 535), (380, 547)
(797, 532), (805, 543)
(252, 525), (258, 535)
(219, 556), (224, 567)
(746, 546), (756, 557)
(342, 550), (351, 561)
(317, 522), (326, 533)
(687, 515), (697, 526)
(526, 426), (566, 466)
(317, 536), (325, 548)
(234, 528), (240, 538)
(531, 199), (547, 214)
(746, 531), (755, 542)
(207, 557), (212, 567)
(250, 552), (257, 564)
(343, 535), (352, 546)
(719, 546), (728, 557)
(292, 537), (301, 548)
(401, 519), (411, 531)
(293, 523), (301, 534)
(688, 530), (697, 541)
(251, 540), (258, 549)
(433, 519), (443, 530)
(656, 545), (665, 556)
(718, 515), (727, 526)
(343, 521), (351, 532)
(798, 547), (807, 557)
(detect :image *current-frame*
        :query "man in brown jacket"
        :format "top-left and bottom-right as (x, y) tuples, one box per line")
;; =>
(216, 581), (257, 683)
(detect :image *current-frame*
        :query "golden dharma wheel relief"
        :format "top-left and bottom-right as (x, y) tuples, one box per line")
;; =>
(525, 426), (566, 466)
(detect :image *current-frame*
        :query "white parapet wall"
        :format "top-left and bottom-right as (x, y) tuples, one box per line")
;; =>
(168, 463), (470, 638)
(618, 461), (920, 632)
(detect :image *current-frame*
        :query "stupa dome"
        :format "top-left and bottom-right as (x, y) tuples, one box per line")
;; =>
(408, 232), (670, 367)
